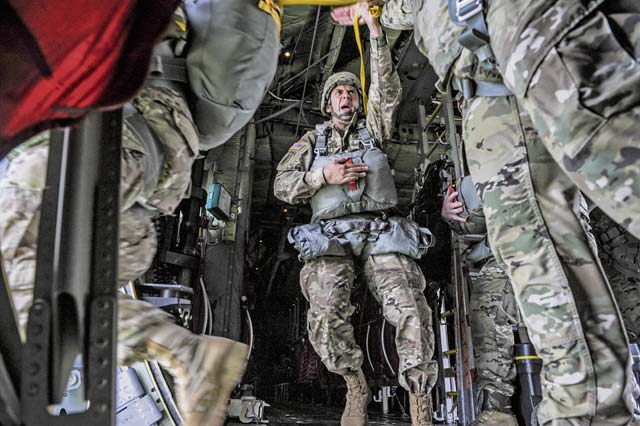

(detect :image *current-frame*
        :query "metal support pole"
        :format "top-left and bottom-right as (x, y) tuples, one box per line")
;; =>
(176, 158), (206, 287)
(451, 240), (476, 423)
(22, 110), (121, 426)
(440, 82), (477, 423)
(0, 254), (20, 426)
(434, 288), (457, 425)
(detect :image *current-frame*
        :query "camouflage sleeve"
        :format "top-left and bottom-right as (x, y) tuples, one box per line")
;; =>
(366, 34), (402, 143)
(273, 132), (325, 204)
(380, 0), (414, 31)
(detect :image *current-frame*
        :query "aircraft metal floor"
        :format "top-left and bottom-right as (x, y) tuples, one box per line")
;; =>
(228, 403), (413, 426)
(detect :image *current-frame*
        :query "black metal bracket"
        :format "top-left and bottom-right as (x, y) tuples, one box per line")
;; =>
(0, 253), (20, 426)
(21, 110), (121, 426)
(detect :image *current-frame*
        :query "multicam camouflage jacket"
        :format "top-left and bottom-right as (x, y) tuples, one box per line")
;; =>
(273, 35), (401, 205)
(484, 0), (605, 98)
(381, 0), (608, 98)
(380, 0), (503, 85)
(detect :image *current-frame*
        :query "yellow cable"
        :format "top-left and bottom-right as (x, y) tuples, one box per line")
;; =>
(264, 0), (382, 34)
(353, 8), (368, 114)
(514, 355), (542, 360)
(260, 0), (381, 115)
(279, 0), (381, 17)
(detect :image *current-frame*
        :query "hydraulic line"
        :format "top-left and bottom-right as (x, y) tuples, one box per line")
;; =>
(245, 308), (255, 361)
(381, 319), (396, 375)
(365, 324), (375, 371)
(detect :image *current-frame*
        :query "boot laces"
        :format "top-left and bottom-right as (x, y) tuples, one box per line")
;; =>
(415, 395), (432, 423)
(344, 393), (367, 417)
(344, 374), (367, 417)
(470, 410), (509, 426)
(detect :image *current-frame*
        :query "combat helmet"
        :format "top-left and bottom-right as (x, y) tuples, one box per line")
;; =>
(449, 175), (487, 235)
(321, 71), (363, 116)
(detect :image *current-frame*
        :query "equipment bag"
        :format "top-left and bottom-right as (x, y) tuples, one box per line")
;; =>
(185, 0), (280, 149)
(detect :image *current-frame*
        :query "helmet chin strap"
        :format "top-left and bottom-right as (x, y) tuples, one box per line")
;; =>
(331, 110), (354, 123)
(330, 103), (361, 125)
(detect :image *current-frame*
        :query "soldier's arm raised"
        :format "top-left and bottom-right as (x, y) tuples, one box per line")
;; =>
(331, 3), (402, 143)
(365, 15), (401, 143)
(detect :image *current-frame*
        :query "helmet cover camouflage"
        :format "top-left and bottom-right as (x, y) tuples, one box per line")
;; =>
(320, 71), (363, 117)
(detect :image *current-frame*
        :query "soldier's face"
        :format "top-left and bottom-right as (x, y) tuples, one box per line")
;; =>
(327, 84), (360, 126)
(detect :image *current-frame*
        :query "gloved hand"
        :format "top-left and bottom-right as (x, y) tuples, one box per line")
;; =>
(441, 186), (466, 223)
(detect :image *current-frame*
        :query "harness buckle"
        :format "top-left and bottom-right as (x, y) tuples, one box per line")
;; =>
(360, 139), (375, 150)
(313, 146), (327, 157)
(456, 0), (482, 21)
(357, 127), (377, 150)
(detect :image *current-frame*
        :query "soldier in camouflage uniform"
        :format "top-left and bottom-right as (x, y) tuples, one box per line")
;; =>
(275, 4), (437, 426)
(441, 187), (518, 425)
(372, 0), (636, 424)
(484, 0), (640, 241)
(0, 7), (248, 426)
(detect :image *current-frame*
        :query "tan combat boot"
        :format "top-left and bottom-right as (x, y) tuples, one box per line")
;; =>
(146, 330), (249, 426)
(409, 393), (433, 426)
(341, 369), (370, 426)
(471, 391), (517, 426)
(470, 411), (518, 426)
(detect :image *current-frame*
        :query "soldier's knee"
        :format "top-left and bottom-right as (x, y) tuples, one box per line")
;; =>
(1, 141), (49, 190)
(118, 207), (158, 284)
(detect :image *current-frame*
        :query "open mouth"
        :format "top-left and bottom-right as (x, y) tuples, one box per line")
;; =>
(340, 105), (352, 112)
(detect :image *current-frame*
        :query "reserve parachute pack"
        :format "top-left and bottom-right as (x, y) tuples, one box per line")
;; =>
(185, 0), (279, 149)
(288, 215), (434, 262)
(309, 125), (398, 223)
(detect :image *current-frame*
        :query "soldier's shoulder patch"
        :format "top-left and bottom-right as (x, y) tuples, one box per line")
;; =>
(289, 142), (305, 151)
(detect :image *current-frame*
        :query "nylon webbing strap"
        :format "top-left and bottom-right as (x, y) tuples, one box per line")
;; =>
(448, 0), (498, 72)
(258, 0), (284, 32)
(357, 127), (376, 149)
(148, 55), (188, 84)
(452, 77), (512, 98)
(314, 124), (330, 157)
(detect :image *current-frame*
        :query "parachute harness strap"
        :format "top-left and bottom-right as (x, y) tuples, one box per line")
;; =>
(258, 0), (284, 32)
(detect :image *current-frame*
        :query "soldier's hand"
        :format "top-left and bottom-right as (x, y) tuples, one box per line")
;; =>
(331, 1), (382, 38)
(323, 158), (368, 185)
(441, 190), (466, 222)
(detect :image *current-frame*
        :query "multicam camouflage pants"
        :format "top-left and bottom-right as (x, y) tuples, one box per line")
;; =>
(488, 1), (640, 242)
(467, 256), (517, 409)
(0, 86), (197, 359)
(299, 253), (438, 394)
(462, 94), (631, 425)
